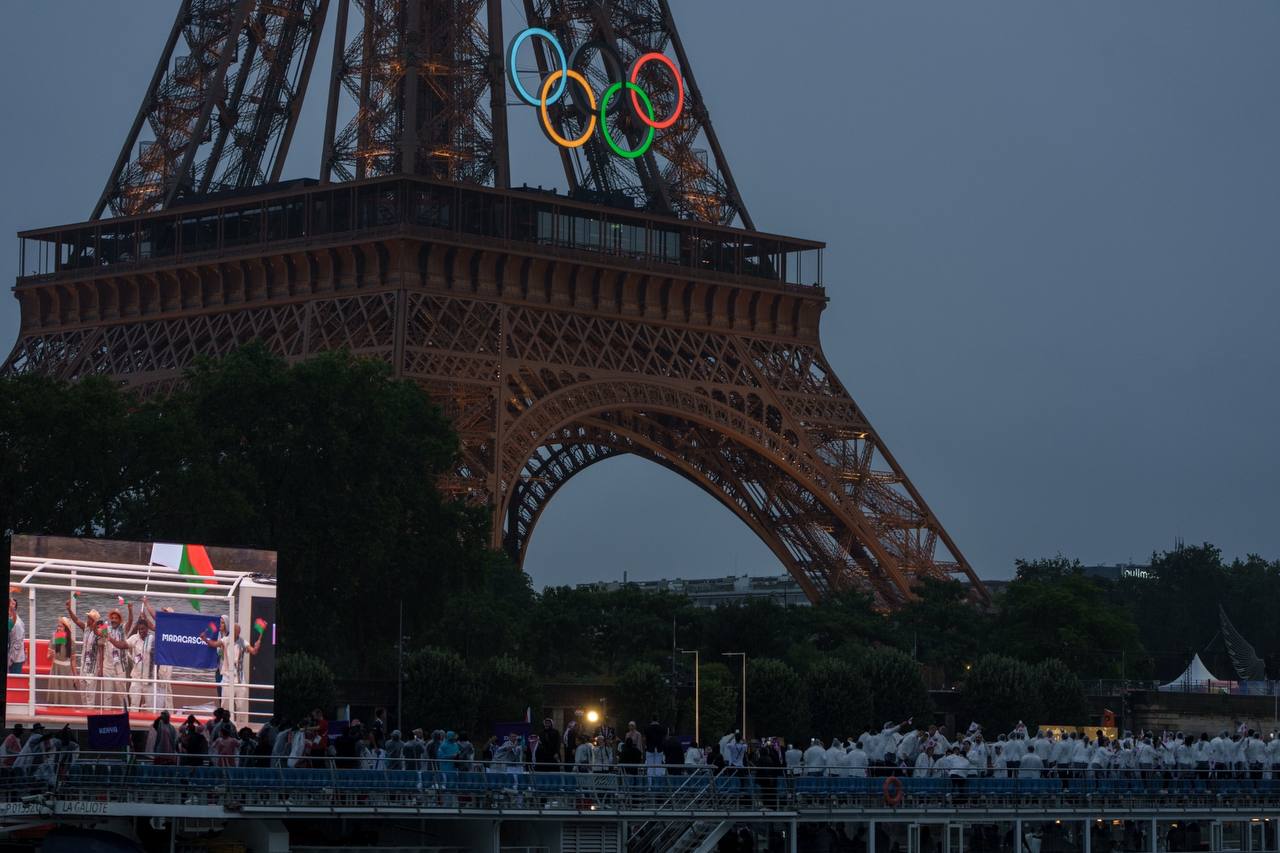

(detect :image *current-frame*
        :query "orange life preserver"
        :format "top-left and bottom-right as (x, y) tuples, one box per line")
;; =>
(883, 775), (904, 807)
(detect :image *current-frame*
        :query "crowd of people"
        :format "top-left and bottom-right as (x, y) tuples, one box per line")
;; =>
(6, 702), (1280, 789)
(779, 720), (1280, 781)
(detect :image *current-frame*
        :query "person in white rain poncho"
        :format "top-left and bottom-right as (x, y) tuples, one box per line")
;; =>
(824, 737), (846, 777)
(846, 739), (869, 778)
(896, 726), (924, 766)
(1052, 734), (1073, 775)
(936, 746), (970, 779)
(802, 738), (826, 776)
(913, 747), (934, 778)
(967, 735), (988, 776)
(784, 743), (803, 775)
(1019, 745), (1044, 779)
(1004, 729), (1025, 775)
(991, 743), (1008, 778)
(1033, 729), (1055, 769)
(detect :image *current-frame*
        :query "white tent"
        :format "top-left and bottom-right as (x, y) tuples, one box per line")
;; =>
(1159, 653), (1229, 692)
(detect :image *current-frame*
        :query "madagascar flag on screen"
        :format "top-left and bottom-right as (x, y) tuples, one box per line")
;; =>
(149, 542), (216, 610)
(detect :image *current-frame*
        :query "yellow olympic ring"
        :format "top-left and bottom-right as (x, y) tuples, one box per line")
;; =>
(539, 70), (596, 149)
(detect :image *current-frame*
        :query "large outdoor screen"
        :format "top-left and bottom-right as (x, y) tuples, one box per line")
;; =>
(5, 534), (277, 731)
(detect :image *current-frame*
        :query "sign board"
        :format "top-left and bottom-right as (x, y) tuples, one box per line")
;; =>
(154, 611), (220, 669)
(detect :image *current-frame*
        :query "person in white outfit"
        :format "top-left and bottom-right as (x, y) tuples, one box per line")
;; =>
(1020, 745), (1044, 779)
(847, 741), (869, 778)
(824, 738), (846, 777)
(913, 748), (934, 778)
(803, 738), (826, 776)
(784, 743), (803, 776)
(991, 744), (1008, 778)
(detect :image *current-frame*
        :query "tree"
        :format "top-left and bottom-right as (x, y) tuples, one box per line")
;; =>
(118, 344), (529, 678)
(996, 557), (1147, 678)
(959, 654), (1039, 735)
(892, 578), (990, 683)
(694, 662), (740, 745)
(1035, 658), (1087, 724)
(807, 658), (872, 740)
(615, 661), (669, 728)
(747, 658), (808, 743)
(276, 652), (336, 723)
(857, 646), (932, 725)
(701, 599), (799, 661)
(402, 647), (478, 733)
(476, 655), (542, 734)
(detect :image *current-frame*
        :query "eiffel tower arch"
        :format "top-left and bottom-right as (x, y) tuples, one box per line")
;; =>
(3, 0), (987, 608)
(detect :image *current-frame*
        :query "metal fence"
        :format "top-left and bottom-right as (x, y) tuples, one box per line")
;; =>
(5, 756), (1280, 814)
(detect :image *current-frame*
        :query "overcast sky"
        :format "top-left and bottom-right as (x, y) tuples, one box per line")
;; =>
(2, 2), (1277, 588)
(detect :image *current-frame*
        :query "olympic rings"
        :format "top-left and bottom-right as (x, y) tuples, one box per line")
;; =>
(508, 28), (684, 157)
(508, 28), (567, 106)
(629, 52), (683, 130)
(600, 82), (655, 159)
(540, 70), (596, 149)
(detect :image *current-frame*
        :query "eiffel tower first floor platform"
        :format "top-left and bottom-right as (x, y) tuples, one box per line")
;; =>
(4, 175), (986, 608)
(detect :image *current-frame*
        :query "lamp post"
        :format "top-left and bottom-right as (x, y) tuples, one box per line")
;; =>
(722, 652), (746, 739)
(679, 649), (700, 745)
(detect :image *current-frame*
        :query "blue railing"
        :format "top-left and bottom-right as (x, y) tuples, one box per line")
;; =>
(6, 757), (1280, 813)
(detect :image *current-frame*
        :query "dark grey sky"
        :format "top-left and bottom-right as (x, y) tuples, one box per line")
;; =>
(3, 2), (1278, 588)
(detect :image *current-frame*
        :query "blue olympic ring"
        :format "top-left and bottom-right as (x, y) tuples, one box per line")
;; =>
(508, 27), (568, 107)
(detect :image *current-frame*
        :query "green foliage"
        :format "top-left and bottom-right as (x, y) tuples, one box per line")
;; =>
(699, 599), (801, 662)
(524, 587), (693, 677)
(746, 658), (808, 743)
(857, 646), (932, 725)
(475, 655), (542, 734)
(892, 578), (990, 682)
(276, 652), (336, 723)
(403, 647), (478, 733)
(994, 557), (1147, 678)
(959, 653), (1039, 735)
(1034, 658), (1087, 724)
(0, 374), (141, 541)
(695, 661), (740, 744)
(807, 658), (872, 741)
(614, 661), (669, 727)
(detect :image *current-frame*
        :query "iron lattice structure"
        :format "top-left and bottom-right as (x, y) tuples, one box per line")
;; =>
(319, 0), (502, 186)
(93, 0), (330, 219)
(6, 2), (987, 608)
(520, 0), (750, 226)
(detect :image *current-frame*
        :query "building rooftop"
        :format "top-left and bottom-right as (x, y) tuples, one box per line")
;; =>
(577, 572), (811, 607)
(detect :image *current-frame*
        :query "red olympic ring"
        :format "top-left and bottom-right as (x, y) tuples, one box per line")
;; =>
(629, 52), (684, 130)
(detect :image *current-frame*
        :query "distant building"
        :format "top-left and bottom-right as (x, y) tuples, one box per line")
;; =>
(1080, 563), (1152, 581)
(578, 573), (811, 608)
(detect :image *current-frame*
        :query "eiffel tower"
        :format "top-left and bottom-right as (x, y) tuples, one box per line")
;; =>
(3, 0), (987, 608)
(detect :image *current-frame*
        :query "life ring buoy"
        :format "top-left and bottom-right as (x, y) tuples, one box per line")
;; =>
(883, 775), (904, 807)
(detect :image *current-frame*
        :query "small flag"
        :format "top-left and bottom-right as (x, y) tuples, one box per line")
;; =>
(51, 636), (68, 647)
(208, 621), (219, 634)
(253, 618), (268, 635)
(117, 596), (126, 605)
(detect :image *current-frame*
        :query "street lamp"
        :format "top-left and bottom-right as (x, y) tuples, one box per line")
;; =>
(722, 652), (746, 739)
(586, 709), (600, 724)
(679, 649), (700, 745)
